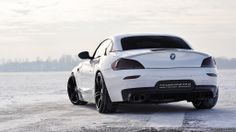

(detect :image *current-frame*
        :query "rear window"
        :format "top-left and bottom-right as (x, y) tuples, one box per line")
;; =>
(121, 36), (191, 50)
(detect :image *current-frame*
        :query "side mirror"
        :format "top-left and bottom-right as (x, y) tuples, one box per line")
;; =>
(78, 51), (92, 59)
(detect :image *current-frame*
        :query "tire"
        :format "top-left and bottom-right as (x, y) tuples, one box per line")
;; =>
(67, 76), (87, 105)
(192, 90), (218, 109)
(95, 72), (117, 113)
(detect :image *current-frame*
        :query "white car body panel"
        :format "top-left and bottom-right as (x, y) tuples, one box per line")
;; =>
(72, 34), (218, 103)
(103, 68), (217, 102)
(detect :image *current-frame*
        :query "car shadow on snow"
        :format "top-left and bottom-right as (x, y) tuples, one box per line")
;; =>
(80, 102), (197, 114)
(116, 103), (195, 114)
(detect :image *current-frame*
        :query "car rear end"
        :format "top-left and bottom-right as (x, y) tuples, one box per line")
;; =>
(104, 35), (218, 105)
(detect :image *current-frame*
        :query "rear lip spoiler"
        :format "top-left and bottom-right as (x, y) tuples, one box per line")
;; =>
(145, 67), (202, 69)
(125, 50), (208, 59)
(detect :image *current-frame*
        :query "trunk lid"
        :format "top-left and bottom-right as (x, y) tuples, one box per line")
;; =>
(119, 49), (208, 68)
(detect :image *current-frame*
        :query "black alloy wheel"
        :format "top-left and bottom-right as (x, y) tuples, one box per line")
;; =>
(67, 76), (87, 105)
(95, 72), (117, 113)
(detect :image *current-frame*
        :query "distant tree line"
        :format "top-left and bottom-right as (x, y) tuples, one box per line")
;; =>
(215, 58), (236, 69)
(0, 55), (80, 72)
(0, 56), (235, 72)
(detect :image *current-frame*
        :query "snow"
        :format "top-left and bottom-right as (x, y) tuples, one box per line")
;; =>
(0, 70), (236, 131)
(0, 72), (69, 108)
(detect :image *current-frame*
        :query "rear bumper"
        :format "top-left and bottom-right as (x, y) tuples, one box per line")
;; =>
(122, 85), (218, 103)
(102, 68), (218, 102)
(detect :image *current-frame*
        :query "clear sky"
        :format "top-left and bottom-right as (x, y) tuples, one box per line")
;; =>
(0, 0), (235, 61)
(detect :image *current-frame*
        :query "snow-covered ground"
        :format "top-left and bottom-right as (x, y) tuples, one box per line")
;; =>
(0, 70), (236, 132)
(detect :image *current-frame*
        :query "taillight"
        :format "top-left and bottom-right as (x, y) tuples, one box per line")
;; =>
(112, 58), (145, 70)
(201, 57), (216, 68)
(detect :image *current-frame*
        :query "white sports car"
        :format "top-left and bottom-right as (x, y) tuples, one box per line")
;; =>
(67, 34), (219, 113)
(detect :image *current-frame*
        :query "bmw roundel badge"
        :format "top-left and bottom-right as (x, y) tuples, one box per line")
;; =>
(170, 53), (176, 60)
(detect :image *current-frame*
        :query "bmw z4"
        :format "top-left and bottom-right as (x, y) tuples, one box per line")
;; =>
(67, 34), (219, 113)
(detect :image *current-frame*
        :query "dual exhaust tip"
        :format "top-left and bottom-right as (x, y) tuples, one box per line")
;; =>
(128, 94), (146, 102)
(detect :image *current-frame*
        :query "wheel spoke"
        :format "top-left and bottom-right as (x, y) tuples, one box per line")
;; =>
(95, 91), (101, 98)
(95, 90), (103, 108)
(97, 98), (102, 108)
(95, 74), (106, 109)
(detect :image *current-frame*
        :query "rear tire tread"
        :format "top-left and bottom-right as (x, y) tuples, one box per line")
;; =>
(192, 90), (218, 109)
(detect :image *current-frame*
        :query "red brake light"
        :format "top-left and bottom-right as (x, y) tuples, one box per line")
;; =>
(201, 57), (216, 68)
(112, 58), (145, 70)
